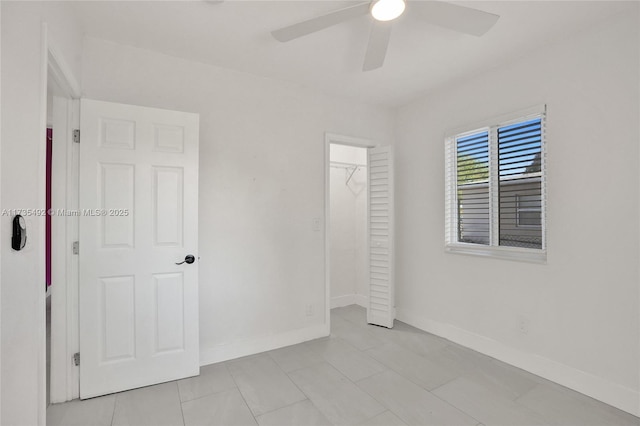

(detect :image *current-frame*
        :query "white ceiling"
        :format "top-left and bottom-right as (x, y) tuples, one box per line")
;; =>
(71, 1), (634, 107)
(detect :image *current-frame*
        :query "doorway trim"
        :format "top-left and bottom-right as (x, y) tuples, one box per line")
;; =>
(324, 133), (376, 332)
(43, 23), (82, 406)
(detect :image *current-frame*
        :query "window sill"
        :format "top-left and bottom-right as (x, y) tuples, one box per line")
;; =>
(445, 243), (547, 264)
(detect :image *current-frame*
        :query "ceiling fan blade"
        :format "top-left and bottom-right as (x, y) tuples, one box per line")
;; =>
(272, 2), (371, 42)
(363, 21), (393, 72)
(410, 1), (499, 36)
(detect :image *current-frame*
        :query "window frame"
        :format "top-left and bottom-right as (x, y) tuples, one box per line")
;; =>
(516, 194), (542, 229)
(444, 105), (547, 263)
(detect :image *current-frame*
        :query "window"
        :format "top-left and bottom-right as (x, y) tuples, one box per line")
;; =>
(445, 106), (546, 262)
(516, 194), (542, 228)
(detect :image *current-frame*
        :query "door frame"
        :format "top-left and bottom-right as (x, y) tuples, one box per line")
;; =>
(324, 133), (376, 331)
(43, 23), (82, 405)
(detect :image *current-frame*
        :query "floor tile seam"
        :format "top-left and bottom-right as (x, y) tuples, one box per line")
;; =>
(371, 345), (476, 393)
(355, 368), (484, 426)
(265, 350), (286, 373)
(354, 370), (390, 386)
(227, 353), (306, 420)
(277, 358), (327, 375)
(402, 346), (461, 368)
(331, 335), (372, 353)
(429, 379), (532, 425)
(311, 338), (388, 380)
(180, 386), (238, 406)
(178, 382), (239, 404)
(508, 397), (562, 426)
(517, 379), (640, 420)
(323, 353), (390, 383)
(266, 345), (327, 375)
(361, 349), (441, 390)
(354, 387), (411, 425)
(334, 323), (385, 348)
(433, 378), (557, 425)
(285, 361), (372, 425)
(257, 351), (298, 377)
(253, 397), (312, 420)
(356, 410), (404, 426)
(426, 375), (462, 394)
(351, 371), (409, 423)
(197, 364), (232, 378)
(283, 376), (332, 424)
(262, 348), (316, 396)
(420, 385), (485, 426)
(176, 381), (187, 426)
(511, 388), (575, 426)
(110, 391), (123, 426)
(432, 371), (539, 405)
(513, 382), (542, 405)
(337, 314), (367, 327)
(229, 381), (261, 425)
(284, 363), (319, 401)
(53, 395), (117, 426)
(226, 358), (256, 389)
(109, 401), (116, 426)
(178, 364), (239, 403)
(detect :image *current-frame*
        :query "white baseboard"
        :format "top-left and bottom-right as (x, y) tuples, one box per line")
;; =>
(331, 294), (368, 309)
(396, 308), (640, 417)
(331, 294), (356, 308)
(199, 323), (329, 367)
(354, 294), (368, 308)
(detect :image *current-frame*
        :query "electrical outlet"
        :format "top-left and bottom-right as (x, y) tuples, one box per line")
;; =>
(312, 218), (321, 232)
(305, 304), (314, 317)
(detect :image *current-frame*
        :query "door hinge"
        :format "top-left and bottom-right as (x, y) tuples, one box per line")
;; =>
(73, 352), (80, 366)
(73, 129), (80, 144)
(72, 241), (79, 255)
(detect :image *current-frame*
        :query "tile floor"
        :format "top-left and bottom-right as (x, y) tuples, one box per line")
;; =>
(47, 305), (639, 426)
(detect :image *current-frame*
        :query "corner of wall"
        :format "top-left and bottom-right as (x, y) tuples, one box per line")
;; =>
(199, 323), (329, 366)
(331, 294), (368, 309)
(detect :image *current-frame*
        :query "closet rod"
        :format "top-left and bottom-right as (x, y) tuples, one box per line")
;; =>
(329, 160), (367, 168)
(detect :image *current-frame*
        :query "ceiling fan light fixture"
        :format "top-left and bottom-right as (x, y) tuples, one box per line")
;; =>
(371, 0), (406, 21)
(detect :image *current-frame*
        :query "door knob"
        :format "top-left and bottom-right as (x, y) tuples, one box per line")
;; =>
(176, 255), (195, 265)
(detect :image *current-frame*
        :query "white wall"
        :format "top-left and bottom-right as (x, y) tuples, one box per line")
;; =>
(329, 145), (368, 307)
(81, 37), (394, 365)
(0, 3), (3, 422)
(1, 2), (83, 425)
(394, 11), (639, 415)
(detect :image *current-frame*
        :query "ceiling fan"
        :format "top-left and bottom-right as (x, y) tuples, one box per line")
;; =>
(270, 0), (500, 72)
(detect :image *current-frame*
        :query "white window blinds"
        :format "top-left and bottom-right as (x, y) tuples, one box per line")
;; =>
(498, 118), (543, 249)
(445, 107), (546, 261)
(456, 131), (490, 245)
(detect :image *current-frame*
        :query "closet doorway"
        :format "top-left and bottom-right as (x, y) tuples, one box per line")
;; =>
(329, 143), (369, 309)
(324, 134), (395, 330)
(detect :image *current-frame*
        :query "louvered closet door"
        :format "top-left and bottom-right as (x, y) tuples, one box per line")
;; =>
(367, 146), (395, 328)
(79, 99), (200, 399)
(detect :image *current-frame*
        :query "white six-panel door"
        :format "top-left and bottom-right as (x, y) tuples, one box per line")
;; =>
(367, 146), (395, 328)
(79, 99), (200, 398)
